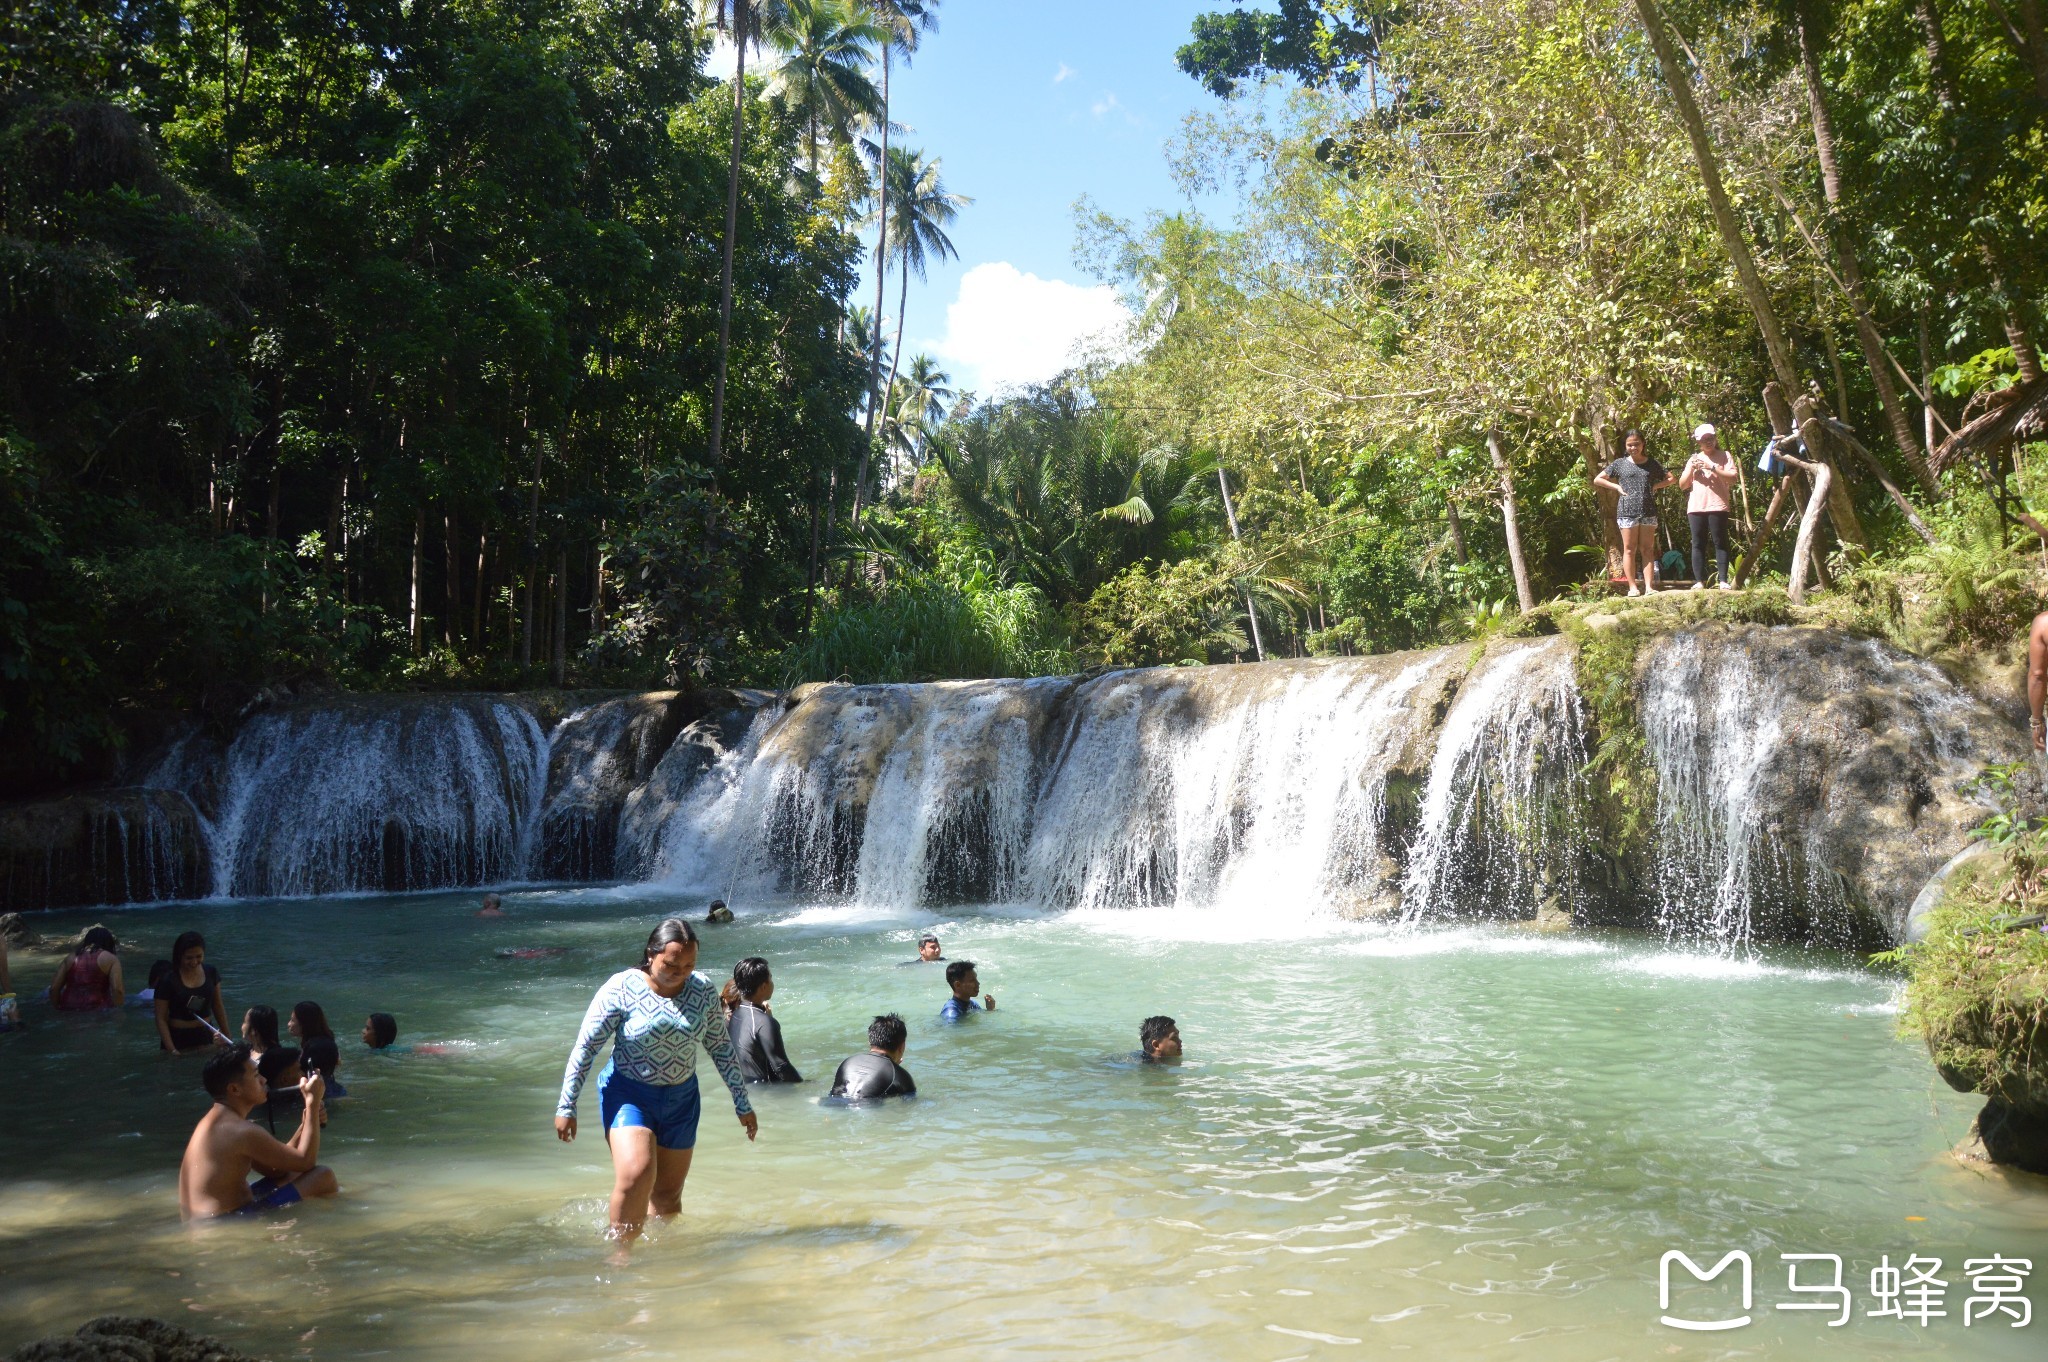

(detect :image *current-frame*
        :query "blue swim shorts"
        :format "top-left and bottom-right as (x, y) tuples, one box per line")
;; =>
(599, 1066), (701, 1150)
(233, 1176), (304, 1215)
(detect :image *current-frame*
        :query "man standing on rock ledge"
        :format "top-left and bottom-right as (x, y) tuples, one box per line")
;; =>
(2029, 612), (2048, 752)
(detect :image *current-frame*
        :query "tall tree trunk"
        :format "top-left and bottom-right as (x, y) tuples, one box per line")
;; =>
(1217, 464), (1265, 661)
(880, 260), (912, 494)
(1487, 432), (1537, 612)
(552, 549), (569, 687)
(708, 0), (749, 470)
(473, 529), (487, 641)
(1446, 500), (1470, 565)
(1585, 413), (1626, 578)
(408, 508), (424, 656)
(1632, 0), (1801, 393)
(1795, 0), (1937, 494)
(443, 511), (459, 649)
(852, 44), (892, 525)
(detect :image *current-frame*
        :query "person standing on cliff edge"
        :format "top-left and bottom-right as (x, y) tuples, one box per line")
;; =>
(2028, 612), (2048, 751)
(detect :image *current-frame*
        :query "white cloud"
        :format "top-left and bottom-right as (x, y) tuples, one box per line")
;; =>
(928, 262), (1133, 393)
(1053, 62), (1076, 84)
(1091, 91), (1121, 118)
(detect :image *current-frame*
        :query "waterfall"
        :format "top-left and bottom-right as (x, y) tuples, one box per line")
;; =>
(1024, 656), (1446, 911)
(1399, 638), (1588, 923)
(1638, 627), (1996, 948)
(189, 699), (548, 898)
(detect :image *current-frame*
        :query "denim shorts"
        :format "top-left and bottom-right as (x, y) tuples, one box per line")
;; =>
(599, 1065), (702, 1150)
(1616, 515), (1657, 530)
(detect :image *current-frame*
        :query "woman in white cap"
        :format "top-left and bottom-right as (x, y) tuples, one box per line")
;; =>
(1679, 423), (1739, 589)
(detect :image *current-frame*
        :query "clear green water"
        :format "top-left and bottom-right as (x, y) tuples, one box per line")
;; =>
(1, 889), (2044, 1361)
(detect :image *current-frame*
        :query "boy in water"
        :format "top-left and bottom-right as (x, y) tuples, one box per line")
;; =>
(477, 892), (506, 918)
(828, 1014), (917, 1101)
(1139, 1016), (1183, 1063)
(900, 932), (943, 965)
(939, 961), (994, 1021)
(178, 1043), (337, 1218)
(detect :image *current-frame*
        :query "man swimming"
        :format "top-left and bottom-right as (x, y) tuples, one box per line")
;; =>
(477, 893), (507, 918)
(905, 932), (943, 964)
(705, 899), (735, 924)
(939, 961), (994, 1021)
(828, 1014), (917, 1101)
(178, 1043), (337, 1219)
(1139, 1015), (1183, 1063)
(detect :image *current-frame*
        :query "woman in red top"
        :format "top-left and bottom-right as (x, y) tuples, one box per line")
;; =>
(51, 927), (124, 1011)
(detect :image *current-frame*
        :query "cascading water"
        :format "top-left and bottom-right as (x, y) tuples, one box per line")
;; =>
(1398, 638), (1589, 923)
(1639, 626), (1999, 948)
(1024, 656), (1448, 911)
(167, 699), (549, 898)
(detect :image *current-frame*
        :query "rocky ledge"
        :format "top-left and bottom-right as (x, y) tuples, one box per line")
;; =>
(8, 1316), (260, 1362)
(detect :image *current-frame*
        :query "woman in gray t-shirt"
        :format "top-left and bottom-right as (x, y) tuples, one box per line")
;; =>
(1592, 429), (1675, 596)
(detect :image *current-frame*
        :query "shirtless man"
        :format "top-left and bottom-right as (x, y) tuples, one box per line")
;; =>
(2029, 611), (2048, 752)
(178, 1043), (338, 1219)
(477, 892), (507, 918)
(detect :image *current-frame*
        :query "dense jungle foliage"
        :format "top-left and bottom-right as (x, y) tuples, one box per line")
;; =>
(7, 0), (2048, 795)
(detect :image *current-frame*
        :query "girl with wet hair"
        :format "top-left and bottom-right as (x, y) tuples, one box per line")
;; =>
(723, 957), (802, 1085)
(153, 931), (225, 1050)
(52, 926), (124, 1011)
(554, 917), (758, 1246)
(291, 1001), (345, 1098)
(242, 1005), (282, 1056)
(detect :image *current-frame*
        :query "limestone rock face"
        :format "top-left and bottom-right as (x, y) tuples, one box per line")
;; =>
(534, 692), (700, 880)
(0, 790), (209, 913)
(1637, 626), (2020, 944)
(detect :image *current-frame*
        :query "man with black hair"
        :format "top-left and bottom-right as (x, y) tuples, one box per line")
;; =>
(939, 961), (994, 1021)
(827, 1014), (917, 1101)
(178, 1043), (337, 1218)
(908, 932), (943, 963)
(725, 957), (801, 1084)
(1139, 1016), (1183, 1063)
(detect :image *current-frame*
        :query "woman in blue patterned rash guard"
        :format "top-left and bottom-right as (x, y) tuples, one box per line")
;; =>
(555, 918), (757, 1244)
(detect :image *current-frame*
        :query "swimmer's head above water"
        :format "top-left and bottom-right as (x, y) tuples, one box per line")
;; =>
(705, 900), (734, 924)
(867, 1012), (908, 1062)
(917, 933), (942, 961)
(1140, 1016), (1182, 1062)
(363, 1012), (398, 1049)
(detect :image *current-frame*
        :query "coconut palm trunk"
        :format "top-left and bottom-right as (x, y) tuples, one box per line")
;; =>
(709, 0), (750, 472)
(852, 44), (891, 524)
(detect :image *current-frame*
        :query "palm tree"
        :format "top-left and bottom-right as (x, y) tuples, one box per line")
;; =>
(764, 0), (885, 181)
(854, 0), (940, 521)
(890, 353), (952, 465)
(703, 0), (778, 472)
(875, 146), (967, 474)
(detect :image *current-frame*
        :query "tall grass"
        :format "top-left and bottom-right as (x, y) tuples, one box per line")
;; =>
(781, 575), (1075, 684)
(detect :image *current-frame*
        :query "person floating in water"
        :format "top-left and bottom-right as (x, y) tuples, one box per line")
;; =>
(362, 1013), (399, 1050)
(939, 961), (994, 1021)
(153, 932), (226, 1052)
(555, 918), (757, 1246)
(722, 957), (802, 1084)
(828, 1014), (917, 1101)
(705, 900), (734, 924)
(1139, 1016), (1183, 1063)
(900, 932), (943, 965)
(178, 1043), (337, 1219)
(51, 926), (124, 1012)
(477, 892), (507, 918)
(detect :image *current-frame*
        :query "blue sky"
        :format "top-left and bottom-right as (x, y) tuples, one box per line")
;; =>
(729, 1), (1235, 395)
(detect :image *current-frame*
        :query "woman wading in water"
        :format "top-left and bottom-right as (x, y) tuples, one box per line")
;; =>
(555, 918), (757, 1245)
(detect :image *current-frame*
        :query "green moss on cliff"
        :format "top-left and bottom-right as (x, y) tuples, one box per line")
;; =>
(1891, 857), (2048, 1114)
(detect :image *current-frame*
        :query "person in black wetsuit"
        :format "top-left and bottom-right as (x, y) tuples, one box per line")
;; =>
(721, 957), (801, 1084)
(828, 1014), (916, 1102)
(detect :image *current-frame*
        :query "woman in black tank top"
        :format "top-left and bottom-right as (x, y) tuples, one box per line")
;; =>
(152, 931), (227, 1053)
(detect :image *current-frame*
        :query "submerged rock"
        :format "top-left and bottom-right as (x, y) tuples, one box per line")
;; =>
(7, 1315), (260, 1362)
(0, 789), (209, 913)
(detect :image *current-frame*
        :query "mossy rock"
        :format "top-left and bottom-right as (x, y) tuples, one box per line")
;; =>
(8, 1316), (262, 1362)
(1901, 856), (2048, 1120)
